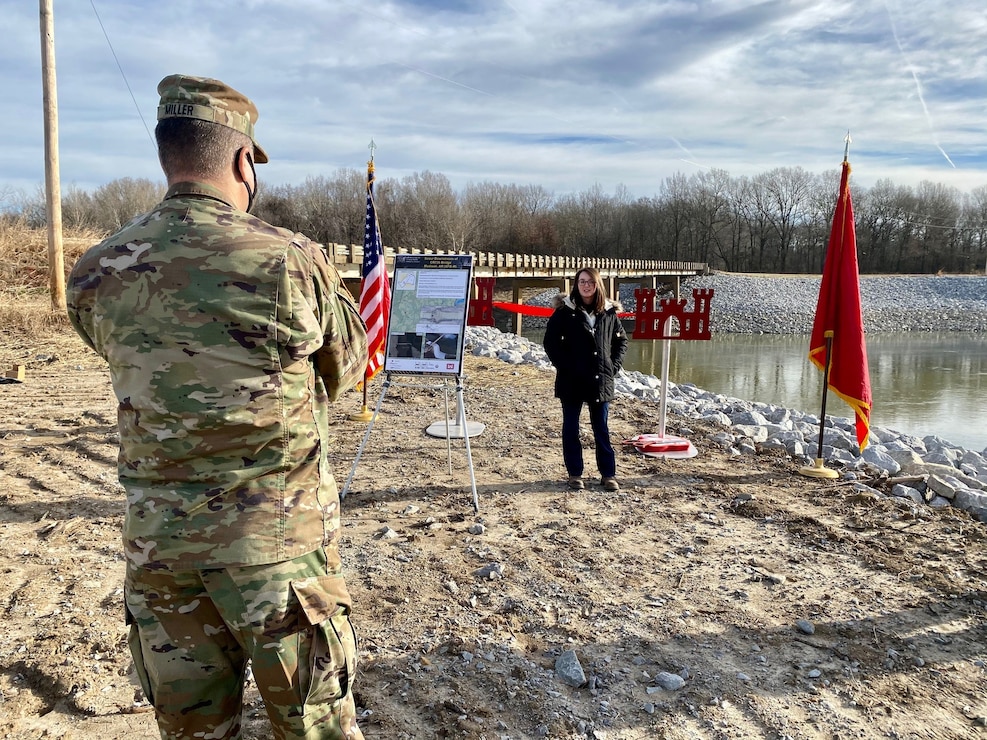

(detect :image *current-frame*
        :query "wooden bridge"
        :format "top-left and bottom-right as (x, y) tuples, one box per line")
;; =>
(329, 244), (709, 334)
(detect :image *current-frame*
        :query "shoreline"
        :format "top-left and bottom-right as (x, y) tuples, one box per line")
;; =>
(465, 273), (987, 522)
(513, 273), (987, 335)
(466, 324), (987, 522)
(681, 273), (987, 334)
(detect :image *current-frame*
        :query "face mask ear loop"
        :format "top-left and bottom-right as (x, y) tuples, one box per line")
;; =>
(237, 147), (257, 212)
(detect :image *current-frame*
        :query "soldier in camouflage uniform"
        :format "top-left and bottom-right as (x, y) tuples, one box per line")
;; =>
(66, 74), (368, 740)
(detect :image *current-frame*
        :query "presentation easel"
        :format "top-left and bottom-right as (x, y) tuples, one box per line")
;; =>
(340, 371), (480, 512)
(341, 253), (481, 511)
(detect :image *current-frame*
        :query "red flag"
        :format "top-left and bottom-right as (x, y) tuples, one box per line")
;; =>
(358, 160), (391, 382)
(808, 159), (872, 451)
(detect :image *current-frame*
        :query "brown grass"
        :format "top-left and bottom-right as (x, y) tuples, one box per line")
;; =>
(0, 222), (105, 340)
(0, 289), (70, 337)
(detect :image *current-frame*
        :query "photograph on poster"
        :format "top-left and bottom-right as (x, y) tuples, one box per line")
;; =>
(422, 333), (459, 360)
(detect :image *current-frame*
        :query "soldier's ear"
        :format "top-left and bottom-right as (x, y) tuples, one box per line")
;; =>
(234, 147), (250, 182)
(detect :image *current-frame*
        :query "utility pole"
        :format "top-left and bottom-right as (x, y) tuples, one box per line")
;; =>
(40, 0), (66, 311)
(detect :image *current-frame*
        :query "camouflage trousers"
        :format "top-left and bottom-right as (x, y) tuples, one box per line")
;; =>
(125, 547), (363, 740)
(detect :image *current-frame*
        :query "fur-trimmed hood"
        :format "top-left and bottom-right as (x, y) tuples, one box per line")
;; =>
(543, 289), (630, 405)
(552, 292), (623, 313)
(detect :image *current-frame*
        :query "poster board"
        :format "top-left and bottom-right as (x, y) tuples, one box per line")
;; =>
(383, 254), (474, 376)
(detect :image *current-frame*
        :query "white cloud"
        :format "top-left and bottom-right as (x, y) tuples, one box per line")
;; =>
(5, 0), (987, 199)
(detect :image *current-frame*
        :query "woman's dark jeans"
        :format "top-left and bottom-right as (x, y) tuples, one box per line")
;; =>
(561, 399), (616, 479)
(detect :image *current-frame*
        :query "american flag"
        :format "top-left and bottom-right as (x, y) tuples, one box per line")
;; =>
(359, 160), (391, 381)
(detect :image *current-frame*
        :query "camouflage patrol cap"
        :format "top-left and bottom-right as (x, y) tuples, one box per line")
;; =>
(156, 74), (269, 163)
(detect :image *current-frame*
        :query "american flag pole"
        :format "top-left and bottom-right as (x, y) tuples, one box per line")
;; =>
(350, 140), (390, 421)
(359, 353), (370, 416)
(360, 145), (373, 415)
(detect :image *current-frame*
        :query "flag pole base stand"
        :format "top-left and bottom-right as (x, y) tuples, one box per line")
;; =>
(348, 406), (375, 422)
(798, 458), (839, 479)
(621, 434), (698, 459)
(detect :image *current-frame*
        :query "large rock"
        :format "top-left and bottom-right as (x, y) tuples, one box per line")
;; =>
(861, 446), (902, 476)
(953, 489), (987, 523)
(904, 464), (985, 492)
(555, 649), (587, 688)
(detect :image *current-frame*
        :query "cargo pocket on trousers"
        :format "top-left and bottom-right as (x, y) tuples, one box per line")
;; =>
(290, 576), (357, 709)
(125, 604), (155, 706)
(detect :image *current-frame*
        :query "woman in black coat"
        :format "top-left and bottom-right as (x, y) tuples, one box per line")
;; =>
(543, 267), (628, 491)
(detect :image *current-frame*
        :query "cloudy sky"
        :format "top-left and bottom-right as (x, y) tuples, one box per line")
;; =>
(5, 0), (987, 206)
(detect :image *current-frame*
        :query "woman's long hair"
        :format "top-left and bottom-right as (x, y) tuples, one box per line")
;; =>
(568, 267), (608, 314)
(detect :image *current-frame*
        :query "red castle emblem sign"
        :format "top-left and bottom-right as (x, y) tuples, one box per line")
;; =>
(631, 288), (714, 340)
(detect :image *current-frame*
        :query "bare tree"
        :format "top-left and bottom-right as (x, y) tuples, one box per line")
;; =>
(254, 183), (303, 232)
(732, 175), (773, 272)
(909, 181), (961, 273)
(793, 167), (840, 274)
(0, 185), (21, 216)
(653, 173), (692, 261)
(571, 184), (623, 257)
(88, 178), (165, 231)
(385, 171), (458, 251)
(11, 160), (987, 275)
(285, 170), (365, 246)
(459, 181), (502, 252)
(61, 184), (97, 231)
(962, 185), (987, 274)
(755, 166), (814, 272)
(623, 197), (659, 261)
(685, 169), (734, 266)
(855, 179), (912, 273)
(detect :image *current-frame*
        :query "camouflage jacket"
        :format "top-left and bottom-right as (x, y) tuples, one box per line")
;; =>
(67, 181), (368, 571)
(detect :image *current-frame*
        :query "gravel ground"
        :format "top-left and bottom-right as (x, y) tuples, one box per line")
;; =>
(4, 334), (986, 740)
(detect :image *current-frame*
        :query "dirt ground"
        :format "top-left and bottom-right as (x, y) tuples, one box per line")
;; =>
(1, 326), (986, 740)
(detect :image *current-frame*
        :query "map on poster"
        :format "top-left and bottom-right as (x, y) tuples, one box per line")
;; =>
(383, 254), (474, 376)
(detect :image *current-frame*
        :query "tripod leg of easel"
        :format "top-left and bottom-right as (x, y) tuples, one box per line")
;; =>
(457, 379), (479, 513)
(341, 376), (391, 500)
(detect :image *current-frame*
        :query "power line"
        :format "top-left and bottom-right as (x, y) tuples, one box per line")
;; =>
(89, 0), (155, 150)
(873, 213), (984, 232)
(899, 218), (979, 232)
